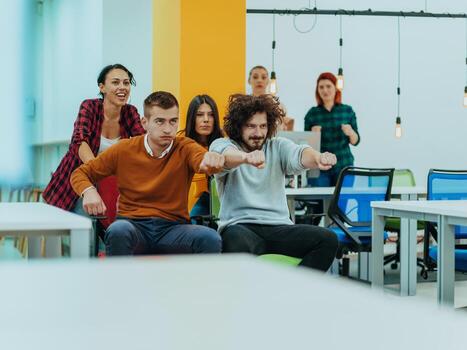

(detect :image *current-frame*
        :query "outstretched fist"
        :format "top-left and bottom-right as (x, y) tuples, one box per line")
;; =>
(244, 150), (266, 169)
(317, 152), (337, 171)
(199, 152), (225, 175)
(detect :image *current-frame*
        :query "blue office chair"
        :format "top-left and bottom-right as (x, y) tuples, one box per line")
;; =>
(327, 166), (394, 277)
(424, 169), (467, 272)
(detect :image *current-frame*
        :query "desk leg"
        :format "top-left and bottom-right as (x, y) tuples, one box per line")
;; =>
(44, 237), (62, 258)
(287, 197), (295, 223)
(323, 198), (331, 227)
(437, 216), (455, 306)
(400, 216), (417, 296)
(28, 237), (42, 258)
(70, 229), (90, 258)
(371, 210), (385, 290)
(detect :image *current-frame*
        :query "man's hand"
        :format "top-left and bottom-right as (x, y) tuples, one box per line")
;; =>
(82, 188), (107, 216)
(311, 125), (322, 132)
(341, 124), (354, 137)
(199, 152), (225, 175)
(244, 150), (265, 169)
(316, 152), (337, 171)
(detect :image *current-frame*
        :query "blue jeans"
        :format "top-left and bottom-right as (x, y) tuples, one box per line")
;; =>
(105, 217), (222, 256)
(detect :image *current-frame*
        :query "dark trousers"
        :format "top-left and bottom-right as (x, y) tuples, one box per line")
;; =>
(222, 223), (338, 271)
(105, 217), (222, 256)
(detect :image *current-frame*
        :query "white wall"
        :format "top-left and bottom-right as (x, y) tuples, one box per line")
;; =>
(38, 0), (104, 144)
(103, 0), (153, 115)
(31, 0), (153, 184)
(37, 0), (153, 144)
(247, 0), (467, 184)
(0, 0), (35, 184)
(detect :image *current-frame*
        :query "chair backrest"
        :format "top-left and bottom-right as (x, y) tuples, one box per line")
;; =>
(328, 167), (394, 227)
(96, 176), (119, 229)
(427, 169), (467, 237)
(209, 177), (220, 218)
(393, 169), (416, 187)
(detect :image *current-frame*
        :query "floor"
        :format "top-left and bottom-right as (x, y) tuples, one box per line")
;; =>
(2, 236), (467, 309)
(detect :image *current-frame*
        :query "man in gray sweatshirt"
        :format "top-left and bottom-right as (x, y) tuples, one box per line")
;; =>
(209, 94), (338, 271)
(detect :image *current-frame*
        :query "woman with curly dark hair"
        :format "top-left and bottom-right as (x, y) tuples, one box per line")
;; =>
(209, 94), (339, 272)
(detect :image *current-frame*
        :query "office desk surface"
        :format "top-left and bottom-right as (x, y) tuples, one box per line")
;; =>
(0, 202), (91, 231)
(286, 186), (426, 197)
(371, 200), (467, 218)
(0, 255), (464, 349)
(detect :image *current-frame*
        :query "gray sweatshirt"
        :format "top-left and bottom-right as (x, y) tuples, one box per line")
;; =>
(209, 137), (310, 233)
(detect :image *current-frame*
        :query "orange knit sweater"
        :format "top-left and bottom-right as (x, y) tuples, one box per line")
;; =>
(70, 135), (206, 222)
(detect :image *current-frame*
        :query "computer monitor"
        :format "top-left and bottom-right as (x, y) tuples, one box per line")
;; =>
(277, 131), (321, 186)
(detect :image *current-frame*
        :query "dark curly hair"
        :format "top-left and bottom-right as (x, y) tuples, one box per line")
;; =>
(223, 94), (285, 144)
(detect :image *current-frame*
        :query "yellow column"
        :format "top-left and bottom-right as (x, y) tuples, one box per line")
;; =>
(153, 0), (246, 127)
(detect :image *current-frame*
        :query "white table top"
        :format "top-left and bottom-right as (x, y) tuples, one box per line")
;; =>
(285, 186), (426, 196)
(0, 255), (464, 349)
(372, 200), (467, 218)
(0, 202), (92, 231)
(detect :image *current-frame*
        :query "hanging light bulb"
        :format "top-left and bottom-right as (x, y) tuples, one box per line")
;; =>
(336, 15), (344, 91)
(269, 13), (278, 96)
(395, 116), (402, 138)
(464, 86), (467, 107)
(394, 18), (403, 139)
(337, 67), (344, 91)
(269, 71), (278, 95)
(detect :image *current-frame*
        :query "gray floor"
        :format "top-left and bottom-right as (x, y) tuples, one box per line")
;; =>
(3, 236), (467, 309)
(344, 239), (467, 309)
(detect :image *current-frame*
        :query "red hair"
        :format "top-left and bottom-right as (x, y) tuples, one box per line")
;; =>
(315, 72), (342, 106)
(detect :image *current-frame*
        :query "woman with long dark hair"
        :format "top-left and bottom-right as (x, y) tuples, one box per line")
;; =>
(182, 94), (223, 217)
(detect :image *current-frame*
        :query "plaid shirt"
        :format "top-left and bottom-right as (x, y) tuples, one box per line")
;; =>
(304, 103), (360, 174)
(42, 99), (145, 210)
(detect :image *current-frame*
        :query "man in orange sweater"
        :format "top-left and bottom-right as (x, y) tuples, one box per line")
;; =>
(70, 91), (224, 255)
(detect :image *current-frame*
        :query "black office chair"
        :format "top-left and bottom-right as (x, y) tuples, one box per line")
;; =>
(327, 167), (394, 278)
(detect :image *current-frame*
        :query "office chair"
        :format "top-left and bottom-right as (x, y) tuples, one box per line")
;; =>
(382, 169), (427, 278)
(424, 169), (467, 272)
(327, 166), (394, 279)
(90, 175), (119, 257)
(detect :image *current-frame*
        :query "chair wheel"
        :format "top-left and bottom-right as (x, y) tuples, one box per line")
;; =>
(390, 262), (398, 270)
(420, 270), (428, 280)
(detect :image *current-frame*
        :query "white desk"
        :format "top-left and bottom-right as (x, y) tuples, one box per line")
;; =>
(372, 200), (467, 306)
(285, 186), (426, 221)
(0, 203), (92, 258)
(0, 255), (465, 349)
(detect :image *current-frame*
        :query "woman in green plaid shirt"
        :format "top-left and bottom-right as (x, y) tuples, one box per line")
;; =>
(304, 72), (360, 186)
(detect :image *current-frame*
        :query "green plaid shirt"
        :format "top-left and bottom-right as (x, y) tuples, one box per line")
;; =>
(304, 103), (360, 173)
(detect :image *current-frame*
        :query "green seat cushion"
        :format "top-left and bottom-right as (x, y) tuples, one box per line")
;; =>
(258, 254), (302, 266)
(385, 217), (425, 232)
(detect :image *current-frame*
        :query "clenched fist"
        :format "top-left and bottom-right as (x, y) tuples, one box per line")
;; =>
(244, 150), (265, 169)
(317, 152), (337, 171)
(199, 152), (225, 175)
